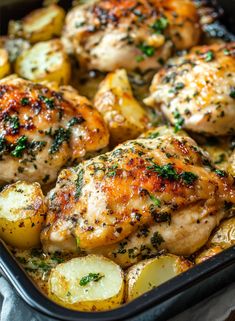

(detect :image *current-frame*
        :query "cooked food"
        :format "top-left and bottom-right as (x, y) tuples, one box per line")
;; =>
(0, 48), (10, 79)
(126, 254), (192, 301)
(15, 39), (71, 85)
(94, 69), (149, 145)
(1, 0), (235, 312)
(0, 181), (46, 249)
(41, 128), (235, 267)
(63, 0), (201, 72)
(145, 42), (235, 136)
(48, 255), (124, 311)
(8, 4), (65, 43)
(196, 217), (235, 263)
(0, 76), (109, 186)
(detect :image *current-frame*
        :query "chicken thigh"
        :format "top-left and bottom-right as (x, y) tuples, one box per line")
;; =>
(63, 0), (201, 72)
(0, 76), (109, 186)
(41, 127), (235, 267)
(145, 42), (235, 136)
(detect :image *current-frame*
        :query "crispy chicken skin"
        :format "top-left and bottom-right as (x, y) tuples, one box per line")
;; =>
(0, 77), (109, 186)
(63, 0), (201, 72)
(145, 43), (235, 136)
(41, 128), (235, 266)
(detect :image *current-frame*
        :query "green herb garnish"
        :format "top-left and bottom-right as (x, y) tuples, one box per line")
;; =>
(173, 110), (184, 132)
(179, 172), (198, 185)
(229, 88), (235, 99)
(149, 194), (161, 207)
(151, 17), (168, 34)
(150, 232), (164, 248)
(49, 128), (70, 154)
(138, 43), (155, 57)
(21, 97), (29, 106)
(79, 273), (104, 286)
(75, 168), (84, 199)
(11, 135), (28, 158)
(204, 50), (214, 62)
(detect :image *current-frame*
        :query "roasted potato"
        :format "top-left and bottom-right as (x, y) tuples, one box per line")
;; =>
(94, 69), (149, 146)
(0, 181), (46, 249)
(15, 39), (71, 84)
(4, 38), (30, 62)
(126, 254), (192, 302)
(196, 217), (235, 263)
(8, 5), (65, 43)
(48, 255), (124, 311)
(0, 48), (10, 79)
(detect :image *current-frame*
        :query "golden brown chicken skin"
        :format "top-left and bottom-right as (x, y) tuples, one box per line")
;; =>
(63, 0), (201, 72)
(145, 43), (235, 136)
(41, 128), (235, 266)
(0, 77), (109, 186)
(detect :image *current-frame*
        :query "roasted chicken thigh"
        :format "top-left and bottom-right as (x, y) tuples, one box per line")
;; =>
(63, 0), (201, 72)
(145, 43), (235, 136)
(41, 128), (235, 266)
(0, 76), (109, 186)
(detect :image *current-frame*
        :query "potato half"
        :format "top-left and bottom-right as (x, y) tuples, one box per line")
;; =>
(8, 5), (65, 43)
(48, 255), (124, 311)
(0, 48), (10, 79)
(15, 39), (71, 84)
(126, 254), (192, 302)
(94, 69), (149, 146)
(0, 181), (46, 249)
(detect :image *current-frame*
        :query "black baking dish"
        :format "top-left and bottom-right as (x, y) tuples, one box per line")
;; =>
(0, 1), (235, 320)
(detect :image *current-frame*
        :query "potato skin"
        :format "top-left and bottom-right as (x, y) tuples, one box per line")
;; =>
(94, 69), (149, 146)
(0, 181), (46, 249)
(8, 5), (65, 43)
(15, 40), (71, 84)
(48, 255), (124, 311)
(126, 254), (192, 302)
(0, 49), (10, 79)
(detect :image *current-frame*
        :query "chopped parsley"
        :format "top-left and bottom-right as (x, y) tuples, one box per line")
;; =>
(11, 135), (28, 158)
(150, 17), (168, 34)
(149, 194), (161, 207)
(214, 169), (227, 177)
(79, 273), (104, 286)
(229, 88), (235, 99)
(173, 110), (184, 132)
(179, 172), (198, 185)
(147, 162), (179, 181)
(75, 168), (84, 199)
(146, 132), (159, 139)
(39, 95), (55, 109)
(150, 232), (164, 248)
(147, 161), (198, 185)
(21, 97), (29, 106)
(68, 116), (85, 127)
(175, 82), (185, 90)
(107, 164), (118, 177)
(136, 55), (145, 63)
(204, 50), (214, 62)
(138, 43), (155, 57)
(49, 128), (70, 154)
(0, 137), (7, 153)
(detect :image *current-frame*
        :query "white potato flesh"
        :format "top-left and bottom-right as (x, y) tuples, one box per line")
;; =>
(15, 40), (71, 84)
(48, 255), (124, 311)
(0, 181), (46, 249)
(0, 48), (10, 79)
(126, 255), (191, 302)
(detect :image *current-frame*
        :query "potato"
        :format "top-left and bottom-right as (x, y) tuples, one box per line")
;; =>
(94, 69), (149, 146)
(195, 217), (235, 264)
(195, 245), (223, 264)
(126, 254), (192, 302)
(4, 38), (30, 62)
(15, 40), (71, 84)
(0, 181), (46, 249)
(0, 48), (10, 79)
(48, 255), (124, 311)
(228, 151), (235, 177)
(210, 217), (235, 248)
(8, 5), (65, 43)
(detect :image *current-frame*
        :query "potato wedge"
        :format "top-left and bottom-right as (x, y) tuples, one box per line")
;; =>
(126, 254), (192, 302)
(8, 5), (65, 43)
(0, 48), (10, 79)
(15, 39), (71, 84)
(195, 217), (235, 264)
(94, 69), (149, 146)
(48, 255), (124, 311)
(0, 181), (46, 249)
